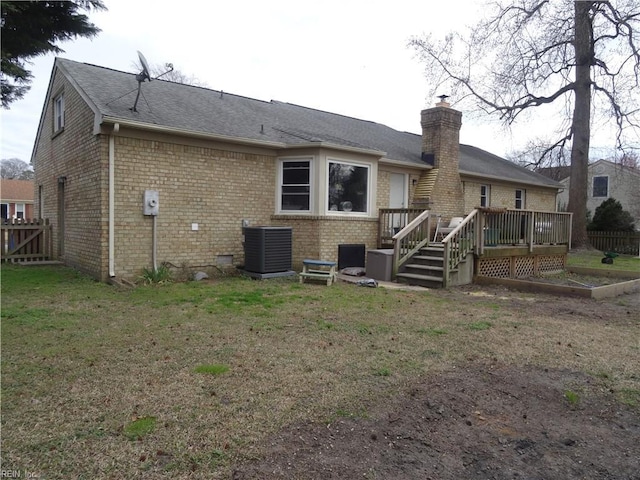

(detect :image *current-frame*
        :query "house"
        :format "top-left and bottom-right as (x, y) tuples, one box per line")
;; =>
(32, 58), (563, 283)
(1, 179), (34, 221)
(542, 160), (640, 228)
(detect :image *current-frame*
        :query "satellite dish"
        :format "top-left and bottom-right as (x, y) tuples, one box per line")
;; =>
(132, 50), (152, 112)
(137, 51), (152, 83)
(130, 51), (174, 112)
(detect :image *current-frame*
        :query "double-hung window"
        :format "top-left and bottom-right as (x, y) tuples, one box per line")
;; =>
(515, 189), (525, 209)
(15, 203), (25, 219)
(328, 160), (369, 213)
(280, 159), (310, 211)
(480, 185), (490, 208)
(592, 176), (608, 197)
(54, 93), (65, 133)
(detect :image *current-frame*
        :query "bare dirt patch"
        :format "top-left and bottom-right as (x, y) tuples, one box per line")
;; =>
(231, 285), (640, 480)
(232, 364), (640, 480)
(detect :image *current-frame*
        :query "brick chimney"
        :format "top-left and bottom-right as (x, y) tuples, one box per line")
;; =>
(412, 100), (464, 218)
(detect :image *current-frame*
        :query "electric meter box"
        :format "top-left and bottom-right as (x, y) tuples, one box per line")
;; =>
(143, 190), (159, 216)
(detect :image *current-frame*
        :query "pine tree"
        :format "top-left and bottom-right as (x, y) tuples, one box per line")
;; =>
(1, 0), (106, 108)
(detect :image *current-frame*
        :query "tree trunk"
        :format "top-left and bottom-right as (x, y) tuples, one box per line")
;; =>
(568, 0), (593, 249)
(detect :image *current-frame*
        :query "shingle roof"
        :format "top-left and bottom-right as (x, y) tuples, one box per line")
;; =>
(1, 179), (34, 202)
(459, 145), (562, 187)
(537, 165), (572, 181)
(55, 58), (560, 189)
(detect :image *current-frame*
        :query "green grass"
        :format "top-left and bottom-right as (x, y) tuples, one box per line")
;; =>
(469, 321), (492, 331)
(124, 416), (157, 440)
(617, 388), (640, 408)
(567, 250), (640, 271)
(1, 264), (638, 479)
(564, 390), (580, 406)
(417, 327), (448, 336)
(194, 364), (230, 375)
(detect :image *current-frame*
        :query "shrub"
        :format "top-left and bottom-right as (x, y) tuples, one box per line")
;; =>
(588, 198), (635, 232)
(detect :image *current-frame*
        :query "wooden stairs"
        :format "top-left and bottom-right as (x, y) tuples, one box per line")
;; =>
(395, 242), (468, 288)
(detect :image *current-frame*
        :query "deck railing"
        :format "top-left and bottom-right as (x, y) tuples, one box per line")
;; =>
(378, 208), (426, 247)
(477, 209), (572, 253)
(391, 210), (432, 276)
(441, 210), (479, 287)
(379, 207), (573, 285)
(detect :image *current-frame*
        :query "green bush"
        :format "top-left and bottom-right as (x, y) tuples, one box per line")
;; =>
(587, 198), (635, 232)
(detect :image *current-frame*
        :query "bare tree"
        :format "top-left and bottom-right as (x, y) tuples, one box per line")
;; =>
(618, 151), (639, 170)
(151, 63), (208, 87)
(132, 60), (208, 87)
(1, 158), (33, 179)
(410, 0), (639, 248)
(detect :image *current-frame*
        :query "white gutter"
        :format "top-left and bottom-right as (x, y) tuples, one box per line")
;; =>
(459, 170), (562, 189)
(379, 157), (431, 169)
(108, 123), (119, 277)
(100, 117), (387, 157)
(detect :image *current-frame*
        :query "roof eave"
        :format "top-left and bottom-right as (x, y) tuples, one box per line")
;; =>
(101, 116), (388, 156)
(379, 157), (432, 169)
(459, 170), (562, 189)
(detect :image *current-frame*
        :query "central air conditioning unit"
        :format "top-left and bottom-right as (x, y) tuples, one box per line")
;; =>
(243, 226), (293, 275)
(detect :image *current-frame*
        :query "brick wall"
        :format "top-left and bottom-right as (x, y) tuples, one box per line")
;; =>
(33, 69), (106, 279)
(463, 179), (557, 212)
(271, 215), (377, 270)
(112, 135), (277, 280)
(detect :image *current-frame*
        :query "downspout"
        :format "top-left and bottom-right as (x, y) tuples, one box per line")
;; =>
(108, 123), (119, 277)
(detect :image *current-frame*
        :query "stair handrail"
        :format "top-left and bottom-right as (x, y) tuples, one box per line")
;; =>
(392, 209), (432, 277)
(441, 209), (478, 288)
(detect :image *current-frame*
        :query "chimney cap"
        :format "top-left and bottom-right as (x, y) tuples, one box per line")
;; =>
(436, 94), (450, 107)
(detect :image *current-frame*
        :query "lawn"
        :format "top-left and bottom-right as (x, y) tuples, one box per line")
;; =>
(1, 264), (638, 479)
(567, 249), (640, 271)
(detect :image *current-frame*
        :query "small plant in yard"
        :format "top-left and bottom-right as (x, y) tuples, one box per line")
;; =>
(140, 263), (173, 284)
(617, 388), (640, 408)
(417, 327), (448, 336)
(564, 390), (580, 406)
(469, 321), (492, 331)
(194, 364), (230, 375)
(124, 416), (157, 440)
(374, 367), (391, 377)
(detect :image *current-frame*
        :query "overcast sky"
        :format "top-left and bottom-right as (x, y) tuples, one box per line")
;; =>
(0, 0), (630, 164)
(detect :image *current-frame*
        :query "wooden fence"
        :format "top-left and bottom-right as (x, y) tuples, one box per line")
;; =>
(587, 231), (640, 255)
(1, 218), (52, 263)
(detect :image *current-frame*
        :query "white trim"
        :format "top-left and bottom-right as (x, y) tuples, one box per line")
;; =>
(326, 157), (373, 217)
(460, 170), (561, 190)
(276, 156), (314, 214)
(515, 188), (526, 209)
(101, 117), (386, 156)
(14, 203), (25, 219)
(480, 184), (490, 208)
(592, 175), (609, 198)
(379, 157), (431, 169)
(54, 93), (65, 132)
(108, 133), (116, 277)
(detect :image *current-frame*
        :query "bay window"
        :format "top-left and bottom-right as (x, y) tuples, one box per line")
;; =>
(328, 161), (369, 213)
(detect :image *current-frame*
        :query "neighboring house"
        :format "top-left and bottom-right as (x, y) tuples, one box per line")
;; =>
(1, 179), (34, 221)
(32, 58), (562, 282)
(541, 160), (640, 228)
